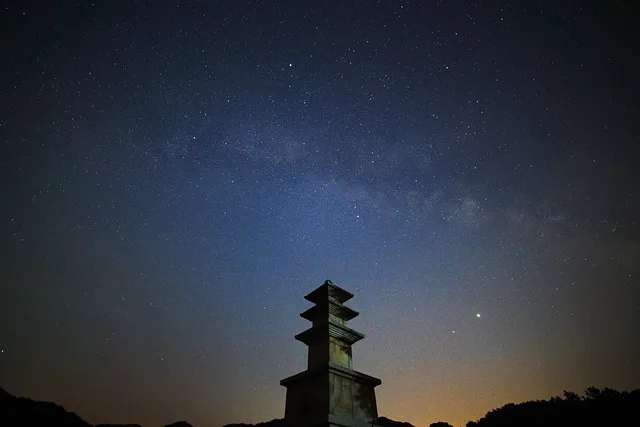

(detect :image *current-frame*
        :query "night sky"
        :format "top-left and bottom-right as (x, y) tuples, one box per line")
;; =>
(1, 1), (639, 427)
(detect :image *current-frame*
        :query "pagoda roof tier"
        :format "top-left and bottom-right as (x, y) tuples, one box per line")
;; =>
(294, 321), (364, 346)
(280, 363), (382, 388)
(304, 280), (353, 304)
(300, 301), (359, 322)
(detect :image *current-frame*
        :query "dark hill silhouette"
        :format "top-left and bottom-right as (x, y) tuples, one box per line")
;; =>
(466, 387), (640, 427)
(3, 384), (639, 427)
(164, 422), (194, 427)
(223, 419), (289, 427)
(96, 424), (142, 427)
(96, 425), (142, 427)
(377, 416), (415, 427)
(221, 417), (414, 427)
(0, 386), (11, 398)
(0, 386), (92, 427)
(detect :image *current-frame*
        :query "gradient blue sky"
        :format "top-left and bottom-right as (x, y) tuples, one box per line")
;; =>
(1, 2), (638, 427)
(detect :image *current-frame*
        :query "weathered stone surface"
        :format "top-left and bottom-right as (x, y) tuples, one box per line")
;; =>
(281, 280), (382, 427)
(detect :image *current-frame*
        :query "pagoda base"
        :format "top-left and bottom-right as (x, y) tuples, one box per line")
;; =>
(281, 363), (381, 427)
(284, 416), (380, 427)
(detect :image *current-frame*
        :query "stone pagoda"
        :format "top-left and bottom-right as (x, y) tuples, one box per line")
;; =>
(281, 280), (381, 427)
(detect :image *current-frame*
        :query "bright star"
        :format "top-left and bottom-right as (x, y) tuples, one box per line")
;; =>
(476, 313), (481, 318)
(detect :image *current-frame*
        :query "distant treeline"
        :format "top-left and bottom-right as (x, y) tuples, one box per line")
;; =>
(222, 417), (414, 427)
(2, 385), (639, 427)
(465, 387), (640, 427)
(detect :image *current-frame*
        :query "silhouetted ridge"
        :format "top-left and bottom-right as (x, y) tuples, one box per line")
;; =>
(164, 422), (194, 427)
(466, 387), (640, 427)
(0, 386), (11, 399)
(222, 417), (413, 427)
(0, 386), (91, 427)
(377, 416), (416, 427)
(222, 419), (290, 427)
(96, 425), (142, 427)
(3, 384), (638, 427)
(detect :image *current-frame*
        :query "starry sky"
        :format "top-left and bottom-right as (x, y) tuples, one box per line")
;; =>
(1, 1), (639, 427)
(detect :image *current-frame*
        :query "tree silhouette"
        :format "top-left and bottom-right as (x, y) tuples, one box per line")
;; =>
(465, 387), (640, 427)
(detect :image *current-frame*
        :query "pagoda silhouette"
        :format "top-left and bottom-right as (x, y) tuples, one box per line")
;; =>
(281, 280), (382, 427)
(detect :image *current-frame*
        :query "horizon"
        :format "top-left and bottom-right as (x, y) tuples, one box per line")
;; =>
(2, 384), (639, 427)
(1, 2), (638, 427)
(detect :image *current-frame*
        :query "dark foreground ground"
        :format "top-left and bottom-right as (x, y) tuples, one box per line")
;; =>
(1, 385), (638, 427)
